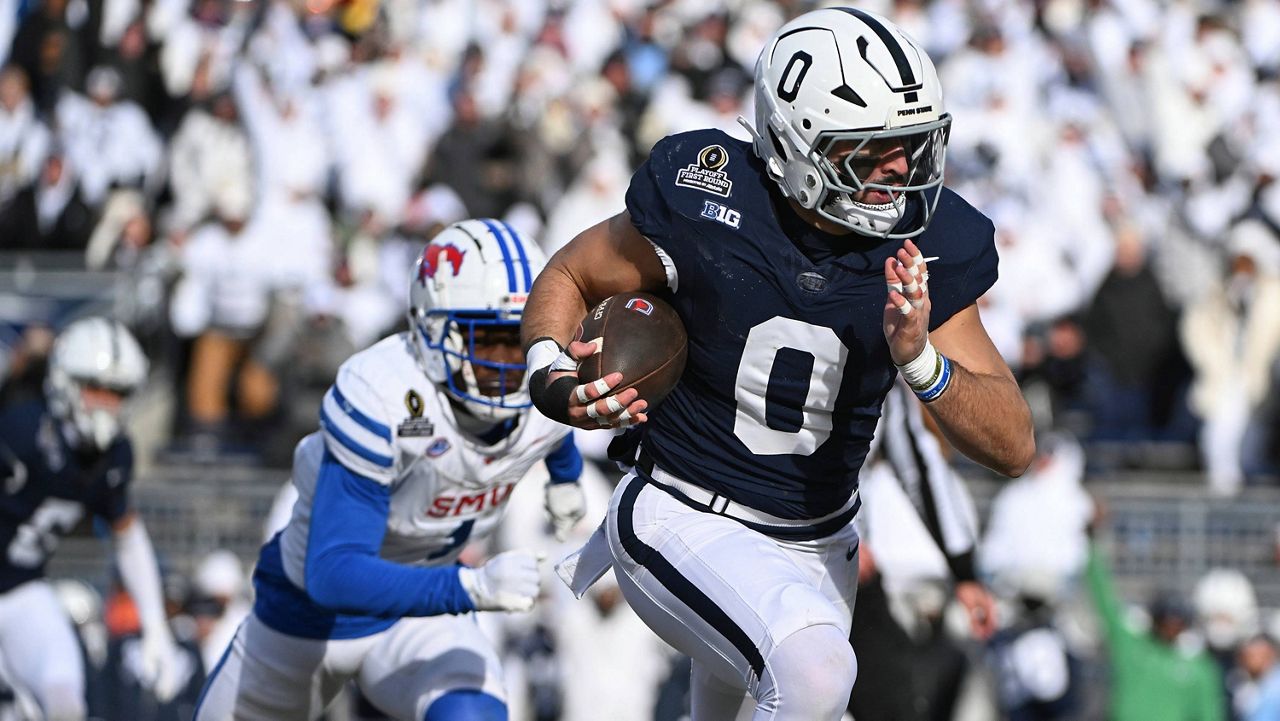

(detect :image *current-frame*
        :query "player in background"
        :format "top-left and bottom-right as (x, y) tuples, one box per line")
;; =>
(0, 317), (183, 720)
(194, 219), (586, 721)
(850, 378), (995, 719)
(523, 8), (1033, 721)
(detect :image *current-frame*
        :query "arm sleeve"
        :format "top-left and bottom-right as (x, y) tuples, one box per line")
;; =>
(1195, 658), (1227, 721)
(319, 369), (397, 485)
(113, 517), (172, 641)
(1085, 542), (1135, 649)
(545, 434), (583, 485)
(879, 382), (979, 581)
(303, 453), (475, 617)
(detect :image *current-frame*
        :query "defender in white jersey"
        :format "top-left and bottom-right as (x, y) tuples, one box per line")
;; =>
(195, 220), (587, 721)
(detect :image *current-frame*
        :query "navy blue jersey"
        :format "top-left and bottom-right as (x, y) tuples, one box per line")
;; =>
(626, 129), (997, 519)
(0, 399), (132, 591)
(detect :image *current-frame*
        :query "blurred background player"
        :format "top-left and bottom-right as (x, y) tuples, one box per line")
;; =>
(0, 317), (183, 720)
(850, 378), (996, 721)
(194, 219), (587, 721)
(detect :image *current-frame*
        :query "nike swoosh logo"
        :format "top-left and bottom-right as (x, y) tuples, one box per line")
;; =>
(845, 544), (858, 561)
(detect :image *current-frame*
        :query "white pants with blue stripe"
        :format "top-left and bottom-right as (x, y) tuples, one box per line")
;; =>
(194, 610), (505, 721)
(606, 473), (860, 721)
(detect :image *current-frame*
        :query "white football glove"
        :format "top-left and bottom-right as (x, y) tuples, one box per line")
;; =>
(138, 630), (185, 703)
(545, 482), (587, 542)
(458, 550), (542, 612)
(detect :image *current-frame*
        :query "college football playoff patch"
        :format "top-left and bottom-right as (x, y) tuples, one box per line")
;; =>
(675, 144), (733, 197)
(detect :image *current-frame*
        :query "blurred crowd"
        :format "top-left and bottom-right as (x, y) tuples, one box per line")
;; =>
(2, 0), (1280, 486)
(2, 0), (1280, 719)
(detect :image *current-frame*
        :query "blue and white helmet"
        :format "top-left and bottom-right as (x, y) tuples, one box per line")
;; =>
(745, 7), (950, 238)
(45, 317), (149, 451)
(408, 219), (547, 421)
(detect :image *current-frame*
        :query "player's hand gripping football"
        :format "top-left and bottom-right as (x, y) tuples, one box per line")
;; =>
(528, 338), (648, 430)
(882, 239), (932, 365)
(458, 549), (544, 613)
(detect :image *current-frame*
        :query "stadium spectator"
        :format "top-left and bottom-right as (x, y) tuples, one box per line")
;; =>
(1081, 228), (1184, 444)
(168, 185), (280, 448)
(422, 86), (519, 219)
(1180, 219), (1280, 495)
(166, 89), (251, 237)
(0, 147), (95, 251)
(1086, 535), (1226, 721)
(1236, 635), (1280, 721)
(8, 0), (83, 113)
(0, 64), (50, 206)
(55, 65), (164, 208)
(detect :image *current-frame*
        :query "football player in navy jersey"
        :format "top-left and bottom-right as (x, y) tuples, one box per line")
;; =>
(0, 317), (183, 720)
(523, 8), (1034, 721)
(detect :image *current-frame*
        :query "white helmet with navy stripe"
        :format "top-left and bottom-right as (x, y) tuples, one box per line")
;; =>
(744, 7), (950, 238)
(408, 219), (546, 421)
(45, 317), (149, 451)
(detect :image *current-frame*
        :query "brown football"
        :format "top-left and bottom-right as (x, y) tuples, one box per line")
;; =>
(576, 292), (687, 409)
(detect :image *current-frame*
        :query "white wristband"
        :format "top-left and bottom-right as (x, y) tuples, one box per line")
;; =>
(896, 340), (939, 388)
(526, 339), (563, 372)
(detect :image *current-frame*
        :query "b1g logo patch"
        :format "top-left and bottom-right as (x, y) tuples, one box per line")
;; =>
(625, 297), (654, 315)
(701, 200), (741, 229)
(676, 144), (733, 197)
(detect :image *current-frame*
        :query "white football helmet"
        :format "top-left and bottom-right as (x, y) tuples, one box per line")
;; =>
(744, 7), (951, 238)
(45, 317), (149, 451)
(408, 219), (547, 421)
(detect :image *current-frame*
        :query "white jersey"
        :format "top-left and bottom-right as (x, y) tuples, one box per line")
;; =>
(275, 333), (570, 593)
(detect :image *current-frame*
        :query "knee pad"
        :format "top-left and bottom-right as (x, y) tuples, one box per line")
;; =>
(423, 689), (507, 721)
(758, 624), (857, 721)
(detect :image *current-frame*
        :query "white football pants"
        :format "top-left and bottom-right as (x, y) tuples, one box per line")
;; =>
(193, 610), (505, 721)
(606, 473), (860, 721)
(0, 580), (85, 721)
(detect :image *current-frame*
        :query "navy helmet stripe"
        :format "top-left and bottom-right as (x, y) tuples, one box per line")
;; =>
(480, 219), (518, 293)
(498, 220), (533, 291)
(836, 7), (917, 87)
(616, 478), (766, 678)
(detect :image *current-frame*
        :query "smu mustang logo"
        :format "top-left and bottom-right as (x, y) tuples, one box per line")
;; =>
(625, 297), (654, 315)
(417, 243), (466, 283)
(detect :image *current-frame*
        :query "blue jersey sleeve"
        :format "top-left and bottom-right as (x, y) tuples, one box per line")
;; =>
(544, 434), (583, 485)
(304, 452), (475, 617)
